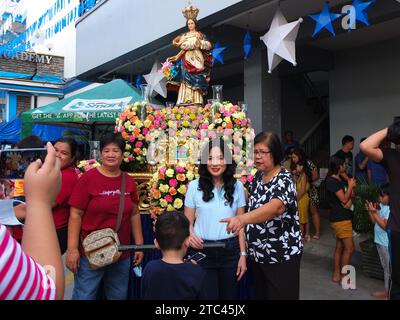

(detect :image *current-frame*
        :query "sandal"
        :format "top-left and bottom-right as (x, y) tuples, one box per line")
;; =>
(305, 235), (311, 242)
(313, 235), (320, 240)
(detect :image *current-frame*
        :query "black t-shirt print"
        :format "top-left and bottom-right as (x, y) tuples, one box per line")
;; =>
(380, 148), (400, 232)
(334, 149), (354, 178)
(325, 176), (353, 222)
(246, 168), (303, 264)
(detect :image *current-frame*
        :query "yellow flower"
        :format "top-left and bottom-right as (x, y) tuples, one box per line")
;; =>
(166, 168), (174, 178)
(123, 152), (130, 157)
(176, 114), (181, 120)
(172, 107), (178, 114)
(173, 198), (183, 210)
(190, 113), (196, 120)
(124, 158), (129, 163)
(159, 184), (169, 193)
(208, 124), (215, 130)
(183, 121), (189, 127)
(124, 121), (131, 127)
(177, 185), (186, 195)
(186, 171), (194, 180)
(159, 199), (168, 208)
(128, 125), (135, 132)
(167, 204), (175, 211)
(135, 119), (143, 127)
(125, 143), (131, 150)
(224, 117), (232, 123)
(144, 119), (152, 128)
(168, 120), (174, 127)
(152, 172), (159, 182)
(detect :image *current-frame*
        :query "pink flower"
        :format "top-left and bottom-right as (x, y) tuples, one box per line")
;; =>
(201, 123), (209, 130)
(224, 111), (232, 117)
(119, 114), (127, 121)
(169, 179), (178, 188)
(209, 131), (217, 139)
(197, 114), (204, 121)
(224, 129), (233, 136)
(142, 128), (149, 136)
(233, 146), (241, 154)
(241, 120), (247, 126)
(165, 195), (173, 203)
(247, 175), (254, 183)
(135, 141), (143, 148)
(153, 120), (160, 128)
(128, 155), (135, 161)
(160, 167), (167, 174)
(162, 60), (173, 69)
(119, 126), (125, 132)
(175, 166), (185, 173)
(129, 135), (135, 143)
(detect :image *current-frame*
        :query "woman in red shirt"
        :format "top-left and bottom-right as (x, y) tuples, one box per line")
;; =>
(66, 133), (144, 300)
(53, 137), (79, 254)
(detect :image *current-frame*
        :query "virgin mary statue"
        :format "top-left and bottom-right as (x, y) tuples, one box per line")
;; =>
(167, 3), (212, 106)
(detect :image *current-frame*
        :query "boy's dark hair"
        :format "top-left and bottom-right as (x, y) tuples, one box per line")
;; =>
(155, 212), (190, 251)
(99, 132), (125, 152)
(16, 135), (44, 148)
(254, 131), (283, 166)
(379, 183), (390, 197)
(387, 120), (400, 145)
(342, 135), (354, 146)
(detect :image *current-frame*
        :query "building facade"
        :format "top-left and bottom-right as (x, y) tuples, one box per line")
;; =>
(74, 0), (400, 164)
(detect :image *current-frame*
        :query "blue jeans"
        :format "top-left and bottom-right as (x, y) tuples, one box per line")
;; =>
(189, 237), (240, 300)
(72, 256), (130, 300)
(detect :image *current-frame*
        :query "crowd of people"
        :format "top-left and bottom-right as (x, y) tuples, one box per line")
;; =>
(0, 119), (400, 300)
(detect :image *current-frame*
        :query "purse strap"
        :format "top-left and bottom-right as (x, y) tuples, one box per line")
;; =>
(115, 172), (126, 233)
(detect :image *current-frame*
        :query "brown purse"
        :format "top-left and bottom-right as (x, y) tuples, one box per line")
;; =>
(82, 173), (126, 270)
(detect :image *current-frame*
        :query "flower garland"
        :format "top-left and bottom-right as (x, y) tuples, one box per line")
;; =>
(75, 159), (101, 177)
(149, 163), (198, 218)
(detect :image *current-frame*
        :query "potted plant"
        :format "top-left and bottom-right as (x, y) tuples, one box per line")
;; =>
(353, 183), (383, 280)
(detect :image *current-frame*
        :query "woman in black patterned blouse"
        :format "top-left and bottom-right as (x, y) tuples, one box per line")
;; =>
(221, 131), (303, 300)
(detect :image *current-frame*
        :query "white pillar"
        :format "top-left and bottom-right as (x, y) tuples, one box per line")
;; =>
(31, 95), (35, 109)
(244, 45), (282, 137)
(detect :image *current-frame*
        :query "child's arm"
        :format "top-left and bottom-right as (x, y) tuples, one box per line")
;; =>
(372, 213), (388, 230)
(366, 201), (378, 223)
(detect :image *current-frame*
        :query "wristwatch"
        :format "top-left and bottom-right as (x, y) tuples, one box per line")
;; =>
(240, 251), (247, 257)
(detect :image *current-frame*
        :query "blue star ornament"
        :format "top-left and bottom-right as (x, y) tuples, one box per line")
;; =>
(309, 3), (344, 37)
(243, 31), (252, 60)
(212, 42), (227, 65)
(353, 0), (375, 26)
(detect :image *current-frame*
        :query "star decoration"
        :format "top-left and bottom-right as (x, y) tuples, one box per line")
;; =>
(243, 31), (252, 60)
(309, 2), (344, 37)
(143, 61), (167, 98)
(353, 0), (375, 26)
(212, 42), (227, 65)
(260, 9), (303, 73)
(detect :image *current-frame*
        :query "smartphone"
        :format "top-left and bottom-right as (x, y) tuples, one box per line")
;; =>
(0, 148), (47, 179)
(187, 252), (206, 263)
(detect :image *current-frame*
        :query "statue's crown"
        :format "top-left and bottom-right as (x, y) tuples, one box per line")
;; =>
(182, 3), (199, 21)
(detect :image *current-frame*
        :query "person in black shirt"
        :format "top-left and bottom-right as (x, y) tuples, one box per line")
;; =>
(141, 211), (206, 300)
(361, 120), (400, 300)
(334, 135), (355, 181)
(325, 156), (356, 284)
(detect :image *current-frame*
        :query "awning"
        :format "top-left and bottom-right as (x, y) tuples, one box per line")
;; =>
(21, 79), (159, 138)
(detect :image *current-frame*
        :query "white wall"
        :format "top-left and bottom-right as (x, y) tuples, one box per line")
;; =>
(37, 95), (58, 108)
(26, 0), (79, 78)
(64, 83), (103, 98)
(329, 38), (400, 155)
(76, 0), (242, 75)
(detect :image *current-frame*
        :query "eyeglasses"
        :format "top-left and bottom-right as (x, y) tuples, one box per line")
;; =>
(253, 150), (272, 156)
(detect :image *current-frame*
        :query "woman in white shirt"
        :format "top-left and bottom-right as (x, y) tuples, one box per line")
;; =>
(184, 139), (247, 300)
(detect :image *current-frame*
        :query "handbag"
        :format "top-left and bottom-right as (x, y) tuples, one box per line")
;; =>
(82, 173), (126, 270)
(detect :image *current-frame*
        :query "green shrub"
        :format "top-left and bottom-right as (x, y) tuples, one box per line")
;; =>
(353, 184), (380, 237)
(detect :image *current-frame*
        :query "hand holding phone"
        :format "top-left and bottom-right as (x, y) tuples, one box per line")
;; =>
(185, 252), (206, 264)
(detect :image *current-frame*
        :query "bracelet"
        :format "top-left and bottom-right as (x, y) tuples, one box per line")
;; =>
(240, 251), (247, 257)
